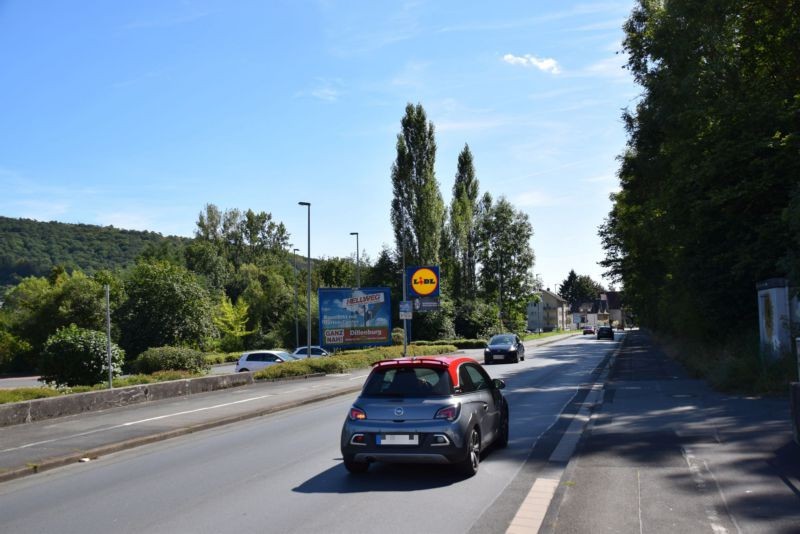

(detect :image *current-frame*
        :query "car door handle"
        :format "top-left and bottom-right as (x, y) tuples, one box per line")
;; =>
(482, 403), (488, 411)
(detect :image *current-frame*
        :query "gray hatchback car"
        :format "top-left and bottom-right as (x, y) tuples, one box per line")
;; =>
(340, 355), (508, 476)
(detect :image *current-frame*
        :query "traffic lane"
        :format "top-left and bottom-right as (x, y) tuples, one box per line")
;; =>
(0, 336), (615, 534)
(0, 372), (369, 476)
(0, 375), (42, 389)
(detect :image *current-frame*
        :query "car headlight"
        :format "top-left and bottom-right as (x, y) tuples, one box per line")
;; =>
(484, 348), (491, 354)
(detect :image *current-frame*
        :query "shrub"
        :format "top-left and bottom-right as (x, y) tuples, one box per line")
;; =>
(133, 346), (210, 374)
(39, 325), (125, 387)
(391, 328), (405, 345)
(253, 344), (458, 380)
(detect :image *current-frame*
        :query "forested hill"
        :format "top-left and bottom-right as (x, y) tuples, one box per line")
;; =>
(0, 216), (191, 286)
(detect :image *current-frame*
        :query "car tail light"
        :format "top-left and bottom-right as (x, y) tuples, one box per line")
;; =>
(349, 407), (367, 420)
(434, 405), (460, 421)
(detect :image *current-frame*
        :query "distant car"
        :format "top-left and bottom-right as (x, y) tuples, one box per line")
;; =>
(235, 350), (299, 372)
(340, 355), (508, 476)
(596, 326), (614, 340)
(484, 333), (525, 364)
(582, 326), (595, 335)
(292, 346), (330, 358)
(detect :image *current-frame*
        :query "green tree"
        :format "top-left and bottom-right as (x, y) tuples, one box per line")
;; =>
(39, 324), (124, 387)
(558, 270), (605, 308)
(601, 0), (800, 337)
(476, 195), (536, 331)
(116, 261), (214, 357)
(213, 295), (255, 352)
(390, 103), (446, 266)
(448, 144), (481, 301)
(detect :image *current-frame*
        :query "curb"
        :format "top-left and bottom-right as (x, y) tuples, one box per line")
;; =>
(0, 382), (364, 484)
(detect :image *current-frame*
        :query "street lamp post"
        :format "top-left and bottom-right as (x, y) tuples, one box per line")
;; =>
(293, 247), (300, 350)
(350, 231), (360, 288)
(298, 202), (312, 358)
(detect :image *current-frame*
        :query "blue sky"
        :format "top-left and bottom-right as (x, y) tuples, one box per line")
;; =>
(0, 1), (637, 291)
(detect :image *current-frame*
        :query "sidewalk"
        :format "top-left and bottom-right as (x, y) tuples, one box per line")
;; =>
(541, 330), (800, 534)
(0, 333), (576, 484)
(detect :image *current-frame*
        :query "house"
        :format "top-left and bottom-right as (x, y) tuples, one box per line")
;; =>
(527, 289), (570, 332)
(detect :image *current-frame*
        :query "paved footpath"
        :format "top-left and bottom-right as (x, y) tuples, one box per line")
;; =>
(540, 329), (800, 534)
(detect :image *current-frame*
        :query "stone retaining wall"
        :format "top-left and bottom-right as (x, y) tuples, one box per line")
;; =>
(0, 372), (254, 428)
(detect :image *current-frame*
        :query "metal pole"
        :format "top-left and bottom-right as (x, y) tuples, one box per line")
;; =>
(293, 247), (300, 350)
(402, 233), (407, 358)
(299, 202), (312, 358)
(350, 232), (360, 288)
(105, 284), (112, 389)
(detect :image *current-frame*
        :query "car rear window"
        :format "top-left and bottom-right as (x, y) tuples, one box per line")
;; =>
(362, 366), (452, 397)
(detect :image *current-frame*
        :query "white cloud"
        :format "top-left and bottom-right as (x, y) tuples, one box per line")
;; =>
(502, 54), (561, 74)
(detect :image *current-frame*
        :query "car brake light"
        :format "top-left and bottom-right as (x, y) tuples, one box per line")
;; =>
(434, 405), (460, 421)
(349, 407), (367, 420)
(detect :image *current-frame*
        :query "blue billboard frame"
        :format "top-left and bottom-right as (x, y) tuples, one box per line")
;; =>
(318, 287), (392, 349)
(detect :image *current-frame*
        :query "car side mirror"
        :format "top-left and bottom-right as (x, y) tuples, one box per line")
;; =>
(492, 379), (506, 390)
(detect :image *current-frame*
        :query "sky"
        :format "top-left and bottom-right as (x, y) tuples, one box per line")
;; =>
(0, 0), (639, 292)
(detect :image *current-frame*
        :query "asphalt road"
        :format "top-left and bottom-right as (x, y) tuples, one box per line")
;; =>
(0, 334), (616, 534)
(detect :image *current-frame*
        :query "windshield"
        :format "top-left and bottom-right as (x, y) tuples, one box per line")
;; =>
(362, 367), (452, 398)
(489, 335), (514, 345)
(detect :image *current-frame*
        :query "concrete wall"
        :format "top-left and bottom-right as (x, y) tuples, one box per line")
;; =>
(0, 372), (254, 428)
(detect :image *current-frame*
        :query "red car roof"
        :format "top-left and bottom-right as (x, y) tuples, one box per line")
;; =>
(370, 355), (477, 389)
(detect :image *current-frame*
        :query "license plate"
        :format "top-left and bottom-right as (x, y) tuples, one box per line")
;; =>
(377, 433), (418, 446)
(493, 354), (506, 360)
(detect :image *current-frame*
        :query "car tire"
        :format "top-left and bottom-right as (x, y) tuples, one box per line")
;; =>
(238, 368), (249, 373)
(512, 354), (519, 364)
(484, 360), (491, 365)
(457, 427), (481, 477)
(343, 456), (369, 474)
(496, 403), (509, 449)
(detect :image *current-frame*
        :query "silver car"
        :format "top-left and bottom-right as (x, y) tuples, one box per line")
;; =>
(234, 350), (298, 372)
(340, 355), (508, 476)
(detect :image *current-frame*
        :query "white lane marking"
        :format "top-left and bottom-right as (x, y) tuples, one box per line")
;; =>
(0, 394), (276, 454)
(505, 477), (559, 534)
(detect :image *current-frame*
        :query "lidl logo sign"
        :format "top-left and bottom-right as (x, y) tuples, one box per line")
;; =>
(408, 266), (439, 297)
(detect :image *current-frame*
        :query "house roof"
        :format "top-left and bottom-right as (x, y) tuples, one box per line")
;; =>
(539, 289), (567, 303)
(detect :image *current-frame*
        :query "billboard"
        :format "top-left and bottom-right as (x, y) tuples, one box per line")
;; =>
(318, 287), (392, 348)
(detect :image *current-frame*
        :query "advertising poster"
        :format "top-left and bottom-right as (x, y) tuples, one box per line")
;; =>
(318, 287), (392, 348)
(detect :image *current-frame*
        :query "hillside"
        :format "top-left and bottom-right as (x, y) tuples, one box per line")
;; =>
(0, 216), (191, 286)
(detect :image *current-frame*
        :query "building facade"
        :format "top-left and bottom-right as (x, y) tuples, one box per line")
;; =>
(527, 289), (570, 332)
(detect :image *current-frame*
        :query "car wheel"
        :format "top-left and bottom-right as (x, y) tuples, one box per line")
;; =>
(484, 360), (491, 365)
(496, 403), (509, 449)
(457, 427), (481, 476)
(238, 368), (249, 373)
(512, 354), (519, 363)
(343, 455), (369, 474)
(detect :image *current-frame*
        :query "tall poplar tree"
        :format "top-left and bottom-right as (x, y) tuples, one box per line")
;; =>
(390, 103), (445, 266)
(449, 144), (480, 301)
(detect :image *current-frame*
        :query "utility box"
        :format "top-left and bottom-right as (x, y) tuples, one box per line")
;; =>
(756, 278), (797, 361)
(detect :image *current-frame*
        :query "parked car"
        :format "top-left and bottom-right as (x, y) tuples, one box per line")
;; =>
(340, 355), (508, 476)
(484, 333), (525, 364)
(596, 326), (614, 340)
(292, 345), (330, 358)
(582, 325), (595, 335)
(235, 350), (299, 372)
